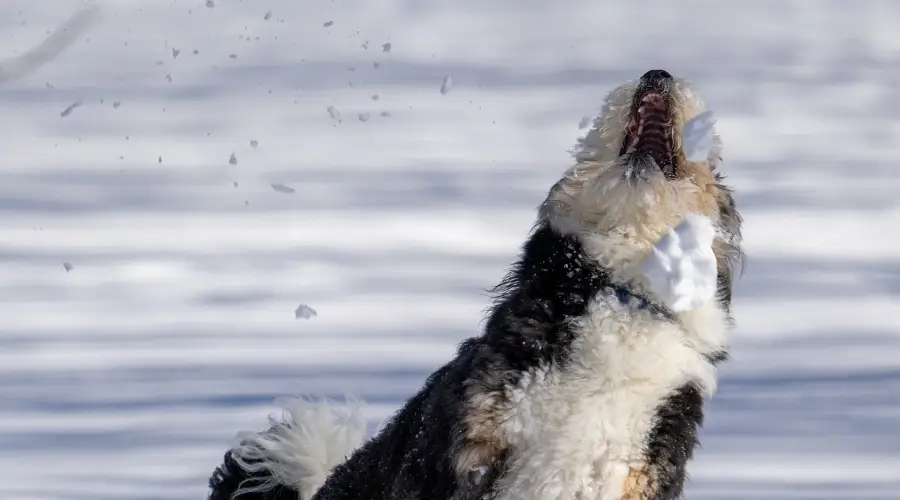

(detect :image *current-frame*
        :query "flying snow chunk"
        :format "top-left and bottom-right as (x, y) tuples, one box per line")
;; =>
(172, 48), (180, 59)
(440, 75), (452, 95)
(264, 10), (272, 21)
(271, 183), (295, 194)
(294, 304), (317, 319)
(250, 139), (258, 148)
(323, 20), (334, 27)
(682, 110), (716, 162)
(229, 153), (238, 165)
(327, 105), (341, 121)
(205, 0), (215, 8)
(382, 42), (391, 52)
(62, 262), (73, 272)
(358, 112), (370, 122)
(578, 116), (592, 130)
(60, 100), (82, 117)
(641, 213), (717, 313)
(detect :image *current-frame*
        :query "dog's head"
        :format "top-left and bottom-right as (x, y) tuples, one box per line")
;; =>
(541, 69), (743, 306)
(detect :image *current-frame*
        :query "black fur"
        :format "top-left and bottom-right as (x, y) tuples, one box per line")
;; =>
(305, 224), (626, 500)
(207, 221), (690, 500)
(643, 383), (706, 500)
(712, 176), (745, 314)
(483, 223), (674, 373)
(209, 450), (296, 500)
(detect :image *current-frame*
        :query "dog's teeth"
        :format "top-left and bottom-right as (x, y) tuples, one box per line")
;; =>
(628, 133), (639, 150)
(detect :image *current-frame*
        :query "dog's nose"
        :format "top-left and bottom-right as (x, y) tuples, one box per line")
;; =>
(640, 69), (673, 83)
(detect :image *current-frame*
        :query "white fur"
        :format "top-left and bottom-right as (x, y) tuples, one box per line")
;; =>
(229, 397), (367, 500)
(641, 213), (718, 312)
(492, 292), (722, 500)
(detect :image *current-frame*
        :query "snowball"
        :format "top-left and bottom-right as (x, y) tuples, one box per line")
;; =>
(294, 304), (317, 319)
(641, 214), (717, 312)
(681, 110), (716, 162)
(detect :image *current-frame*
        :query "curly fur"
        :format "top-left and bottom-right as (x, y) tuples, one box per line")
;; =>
(207, 69), (744, 500)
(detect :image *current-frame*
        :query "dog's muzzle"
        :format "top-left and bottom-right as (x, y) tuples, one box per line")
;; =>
(621, 69), (676, 178)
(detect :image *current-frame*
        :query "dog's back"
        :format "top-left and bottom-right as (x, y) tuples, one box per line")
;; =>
(207, 347), (499, 500)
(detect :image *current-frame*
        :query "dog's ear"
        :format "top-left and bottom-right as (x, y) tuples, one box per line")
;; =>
(712, 180), (744, 312)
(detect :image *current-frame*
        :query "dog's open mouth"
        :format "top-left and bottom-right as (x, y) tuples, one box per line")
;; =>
(620, 70), (676, 178)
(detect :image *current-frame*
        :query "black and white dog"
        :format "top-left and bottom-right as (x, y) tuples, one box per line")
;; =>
(209, 69), (743, 500)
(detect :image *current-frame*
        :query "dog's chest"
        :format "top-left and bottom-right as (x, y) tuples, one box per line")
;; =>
(493, 294), (711, 500)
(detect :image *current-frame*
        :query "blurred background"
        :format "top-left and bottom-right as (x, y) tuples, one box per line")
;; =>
(1, 1), (898, 498)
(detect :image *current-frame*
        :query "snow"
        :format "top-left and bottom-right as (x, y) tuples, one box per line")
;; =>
(440, 75), (453, 95)
(327, 105), (341, 121)
(270, 183), (296, 194)
(1, 1), (898, 499)
(682, 110), (716, 162)
(294, 304), (318, 320)
(59, 100), (82, 117)
(642, 214), (718, 313)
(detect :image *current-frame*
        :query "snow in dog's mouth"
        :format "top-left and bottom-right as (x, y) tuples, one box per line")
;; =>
(620, 89), (675, 178)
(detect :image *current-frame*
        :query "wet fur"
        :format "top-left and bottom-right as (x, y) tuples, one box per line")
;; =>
(208, 73), (743, 500)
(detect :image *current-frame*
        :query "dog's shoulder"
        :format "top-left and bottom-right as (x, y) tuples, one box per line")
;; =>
(481, 221), (684, 365)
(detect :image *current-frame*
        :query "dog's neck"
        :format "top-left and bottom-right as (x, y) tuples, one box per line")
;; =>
(578, 229), (660, 299)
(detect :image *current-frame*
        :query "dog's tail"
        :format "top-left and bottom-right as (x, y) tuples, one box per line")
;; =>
(208, 397), (367, 500)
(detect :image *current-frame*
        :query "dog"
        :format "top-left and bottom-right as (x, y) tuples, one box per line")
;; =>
(208, 68), (743, 500)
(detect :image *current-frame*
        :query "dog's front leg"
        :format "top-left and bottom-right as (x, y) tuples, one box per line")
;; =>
(629, 214), (724, 500)
(452, 390), (509, 493)
(620, 387), (705, 500)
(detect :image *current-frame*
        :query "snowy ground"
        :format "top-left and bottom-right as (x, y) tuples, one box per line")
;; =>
(1, 1), (899, 499)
